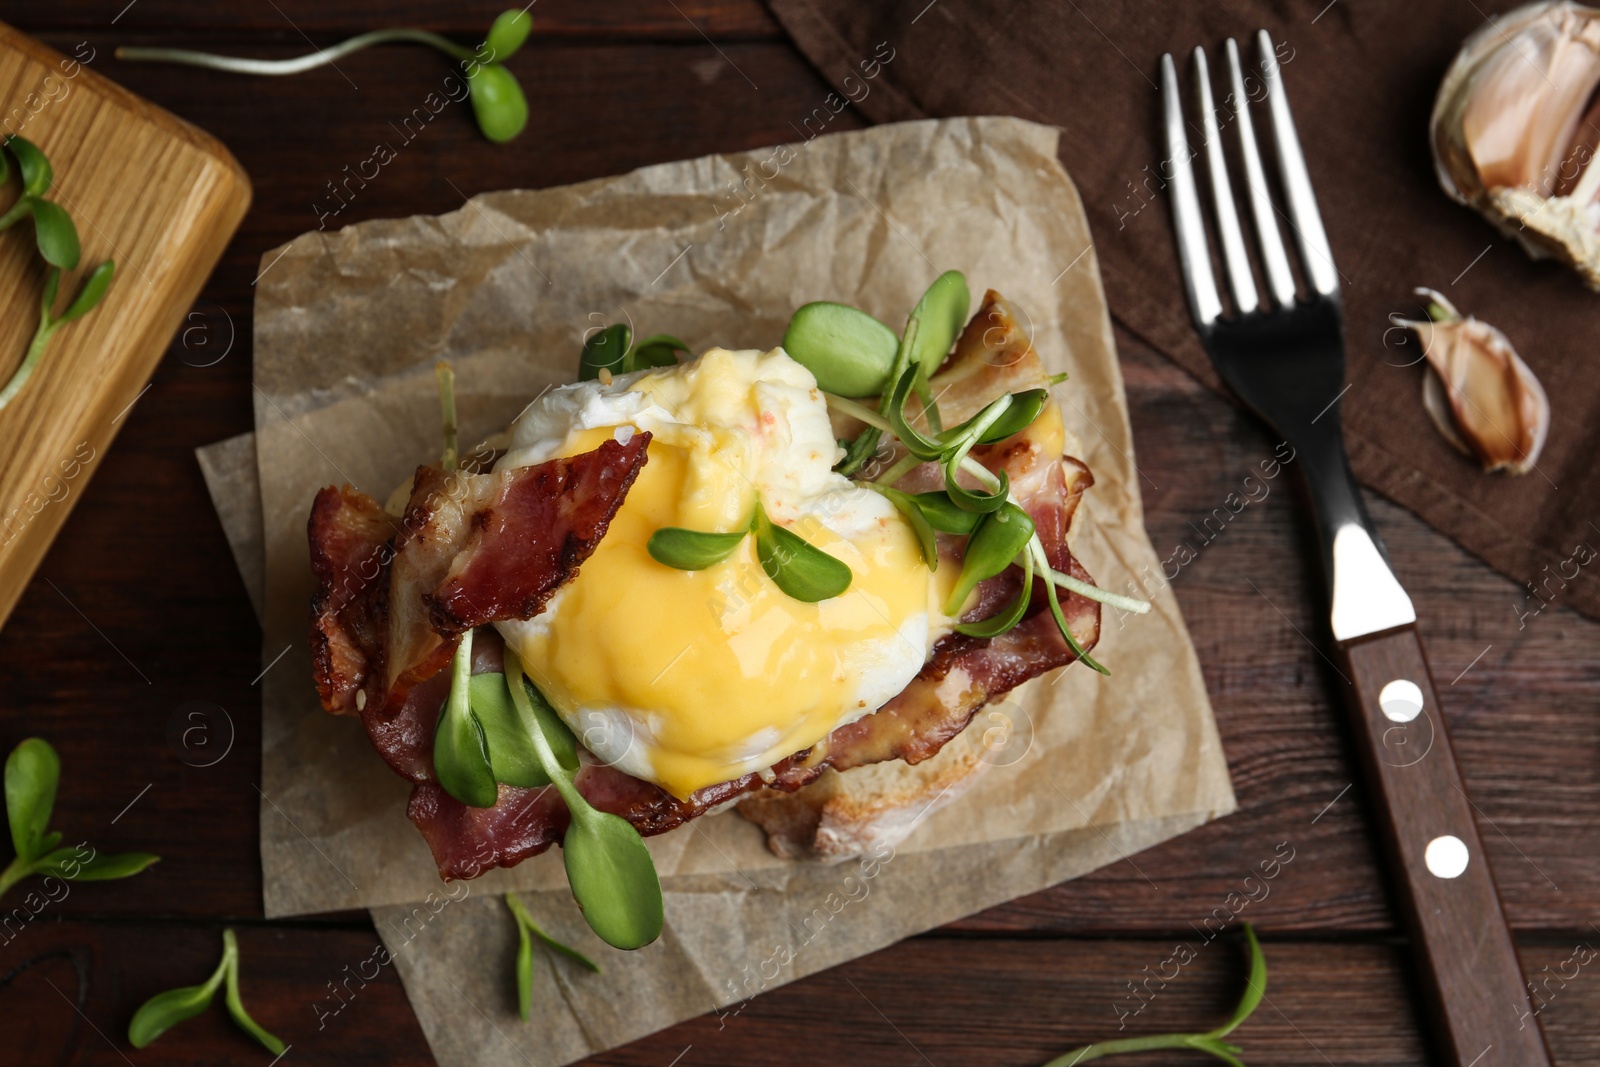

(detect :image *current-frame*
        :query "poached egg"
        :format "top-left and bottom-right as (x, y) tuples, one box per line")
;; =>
(495, 347), (950, 799)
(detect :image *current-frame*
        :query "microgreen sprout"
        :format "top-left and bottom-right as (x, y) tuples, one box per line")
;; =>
(116, 9), (534, 143)
(752, 498), (853, 602)
(647, 496), (853, 602)
(1, 738), (158, 903)
(872, 485), (939, 568)
(1046, 924), (1267, 1065)
(788, 269), (1152, 667)
(646, 525), (747, 570)
(0, 136), (115, 412)
(128, 928), (284, 1054)
(434, 628), (500, 808)
(505, 892), (600, 1021)
(782, 301), (899, 397)
(789, 270), (971, 476)
(506, 650), (664, 950)
(903, 270), (970, 381)
(579, 324), (690, 381)
(467, 671), (565, 789)
(427, 363), (585, 809)
(431, 655), (663, 950)
(943, 503), (1034, 617)
(435, 661), (580, 804)
(437, 360), (459, 471)
(955, 547), (1034, 638)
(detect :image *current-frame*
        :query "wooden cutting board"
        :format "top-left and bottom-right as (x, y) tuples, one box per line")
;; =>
(0, 20), (249, 629)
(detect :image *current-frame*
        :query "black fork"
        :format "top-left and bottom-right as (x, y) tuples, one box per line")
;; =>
(1163, 32), (1551, 1067)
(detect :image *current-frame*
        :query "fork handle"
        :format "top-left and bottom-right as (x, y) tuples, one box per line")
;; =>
(1341, 627), (1552, 1065)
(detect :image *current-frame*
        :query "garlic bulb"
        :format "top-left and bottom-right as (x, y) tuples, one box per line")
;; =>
(1432, 1), (1600, 287)
(1392, 289), (1550, 475)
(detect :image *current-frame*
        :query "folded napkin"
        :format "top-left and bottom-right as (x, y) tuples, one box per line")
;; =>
(771, 0), (1600, 621)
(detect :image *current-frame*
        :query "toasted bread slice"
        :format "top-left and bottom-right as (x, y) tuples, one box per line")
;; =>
(737, 725), (992, 862)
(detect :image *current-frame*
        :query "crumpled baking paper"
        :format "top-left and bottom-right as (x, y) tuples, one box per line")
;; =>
(198, 116), (1234, 1067)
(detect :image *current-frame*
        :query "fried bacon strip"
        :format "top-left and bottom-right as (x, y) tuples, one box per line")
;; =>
(426, 438), (651, 635)
(308, 487), (393, 716)
(403, 439), (1099, 880)
(308, 433), (650, 718)
(308, 291), (1105, 882)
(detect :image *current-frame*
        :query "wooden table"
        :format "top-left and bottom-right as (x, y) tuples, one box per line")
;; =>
(1, 3), (1596, 1064)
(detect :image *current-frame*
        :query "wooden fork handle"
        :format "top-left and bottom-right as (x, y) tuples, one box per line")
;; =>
(1341, 627), (1552, 1065)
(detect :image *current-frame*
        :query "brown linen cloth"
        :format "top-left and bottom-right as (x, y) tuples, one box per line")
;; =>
(769, 0), (1600, 621)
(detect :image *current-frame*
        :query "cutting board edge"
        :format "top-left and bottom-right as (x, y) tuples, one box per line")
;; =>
(0, 21), (252, 631)
(0, 17), (253, 179)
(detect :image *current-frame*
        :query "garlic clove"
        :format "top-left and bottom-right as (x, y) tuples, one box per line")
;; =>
(1420, 368), (1474, 458)
(1432, 1), (1600, 288)
(1392, 288), (1551, 475)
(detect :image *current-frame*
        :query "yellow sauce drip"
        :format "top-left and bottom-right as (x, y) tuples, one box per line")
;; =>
(506, 353), (936, 799)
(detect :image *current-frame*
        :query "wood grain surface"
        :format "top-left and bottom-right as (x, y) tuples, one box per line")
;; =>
(1342, 628), (1552, 1064)
(0, 3), (1595, 1065)
(0, 20), (249, 632)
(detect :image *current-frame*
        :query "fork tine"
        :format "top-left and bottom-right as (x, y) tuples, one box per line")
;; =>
(1225, 38), (1297, 309)
(1161, 52), (1223, 327)
(1258, 29), (1339, 297)
(1193, 48), (1258, 315)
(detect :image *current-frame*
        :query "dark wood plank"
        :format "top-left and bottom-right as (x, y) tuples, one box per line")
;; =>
(586, 936), (1594, 1067)
(1, 7), (1599, 1067)
(5, 1), (782, 38)
(590, 937), (1415, 1066)
(46, 33), (837, 315)
(8, 921), (1599, 1066)
(1, 920), (429, 1065)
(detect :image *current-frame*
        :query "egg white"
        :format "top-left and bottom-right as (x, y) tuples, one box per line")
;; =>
(494, 347), (945, 795)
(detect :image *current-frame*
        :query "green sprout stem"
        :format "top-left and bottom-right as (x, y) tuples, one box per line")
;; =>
(437, 360), (458, 471)
(116, 10), (532, 143)
(0, 136), (116, 412)
(957, 454), (1148, 622)
(1046, 925), (1266, 1067)
(1029, 537), (1108, 675)
(1047, 566), (1151, 615)
(825, 392), (893, 432)
(0, 260), (115, 413)
(1, 317), (59, 409)
(0, 856), (30, 900)
(117, 28), (478, 75)
(872, 452), (922, 487)
(1045, 1031), (1245, 1065)
(128, 928), (284, 1054)
(824, 389), (1153, 623)
(0, 198), (29, 231)
(2, 737), (158, 905)
(1424, 301), (1456, 324)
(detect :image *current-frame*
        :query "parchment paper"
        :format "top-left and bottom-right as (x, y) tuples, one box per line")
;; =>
(201, 117), (1235, 1066)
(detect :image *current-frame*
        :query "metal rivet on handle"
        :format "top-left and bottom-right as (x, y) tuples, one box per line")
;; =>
(1379, 679), (1423, 723)
(1425, 835), (1469, 879)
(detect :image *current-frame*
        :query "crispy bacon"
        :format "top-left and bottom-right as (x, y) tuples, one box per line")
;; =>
(427, 436), (649, 634)
(309, 487), (393, 715)
(401, 441), (1099, 880)
(307, 434), (650, 720)
(409, 760), (765, 880)
(347, 621), (766, 878)
(309, 291), (1105, 881)
(794, 454), (1098, 777)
